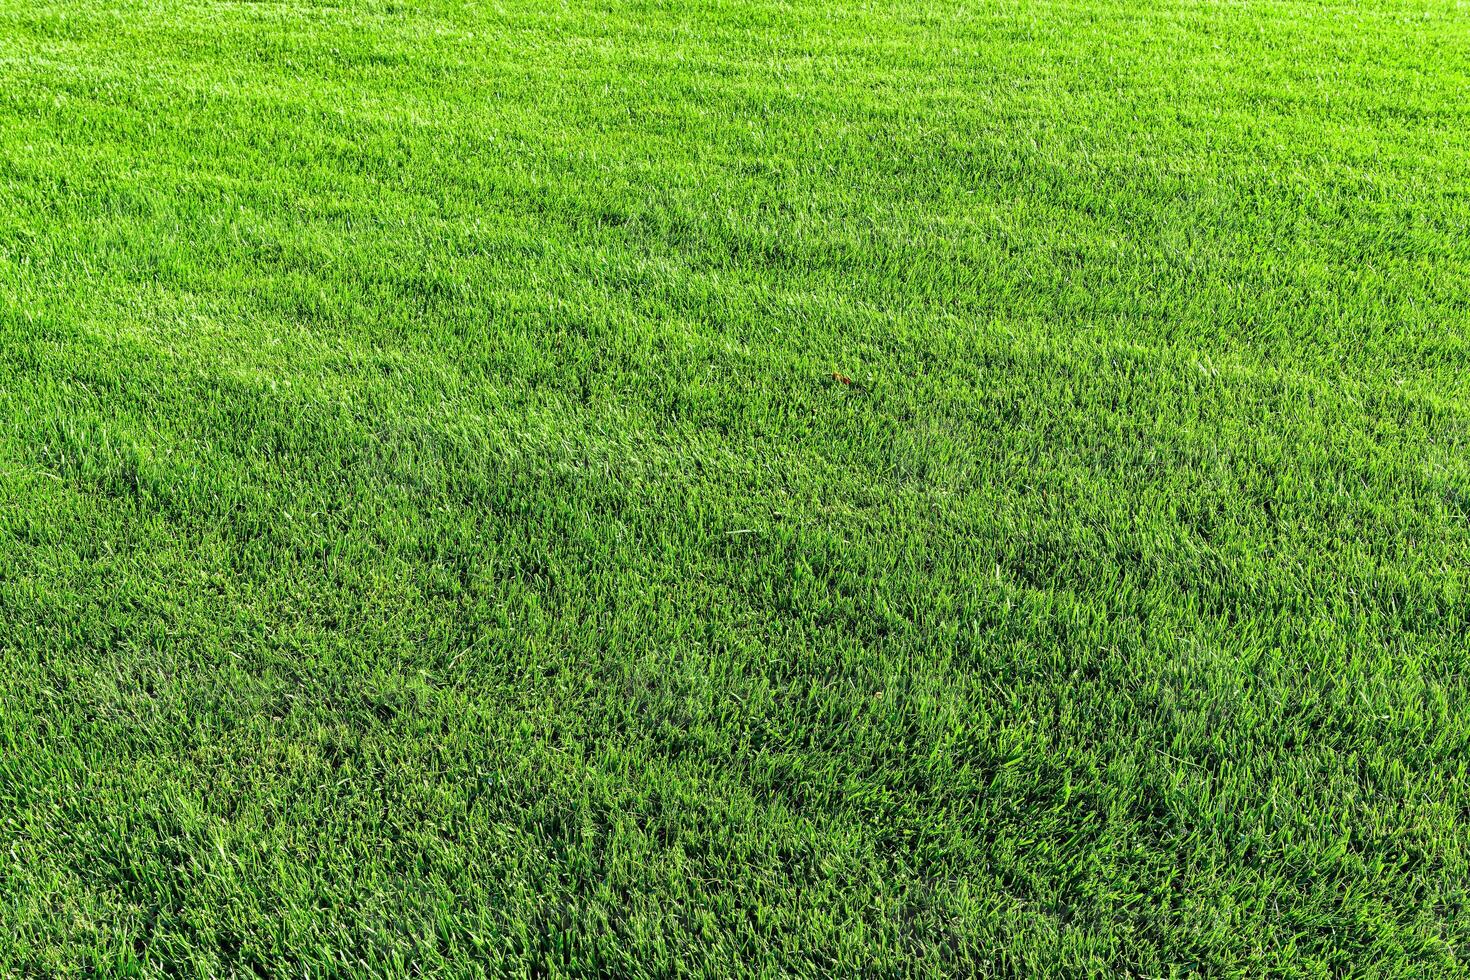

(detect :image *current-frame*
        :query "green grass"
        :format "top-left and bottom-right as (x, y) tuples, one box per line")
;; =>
(1, 0), (1467, 974)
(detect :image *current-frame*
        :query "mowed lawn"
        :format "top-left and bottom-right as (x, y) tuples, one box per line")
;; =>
(1, 0), (1467, 974)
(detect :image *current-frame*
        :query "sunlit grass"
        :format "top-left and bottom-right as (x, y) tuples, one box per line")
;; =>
(1, 0), (1467, 974)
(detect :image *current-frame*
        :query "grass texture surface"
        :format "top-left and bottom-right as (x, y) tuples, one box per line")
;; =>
(1, 0), (1468, 975)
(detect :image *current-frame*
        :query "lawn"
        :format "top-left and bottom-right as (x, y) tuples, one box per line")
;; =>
(0, 0), (1467, 974)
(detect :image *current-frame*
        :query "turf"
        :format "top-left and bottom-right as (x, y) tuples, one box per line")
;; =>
(1, 0), (1467, 975)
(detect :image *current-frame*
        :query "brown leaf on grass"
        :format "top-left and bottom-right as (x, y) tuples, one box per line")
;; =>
(832, 371), (854, 386)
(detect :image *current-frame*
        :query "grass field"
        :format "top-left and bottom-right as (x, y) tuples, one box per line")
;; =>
(1, 0), (1468, 974)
